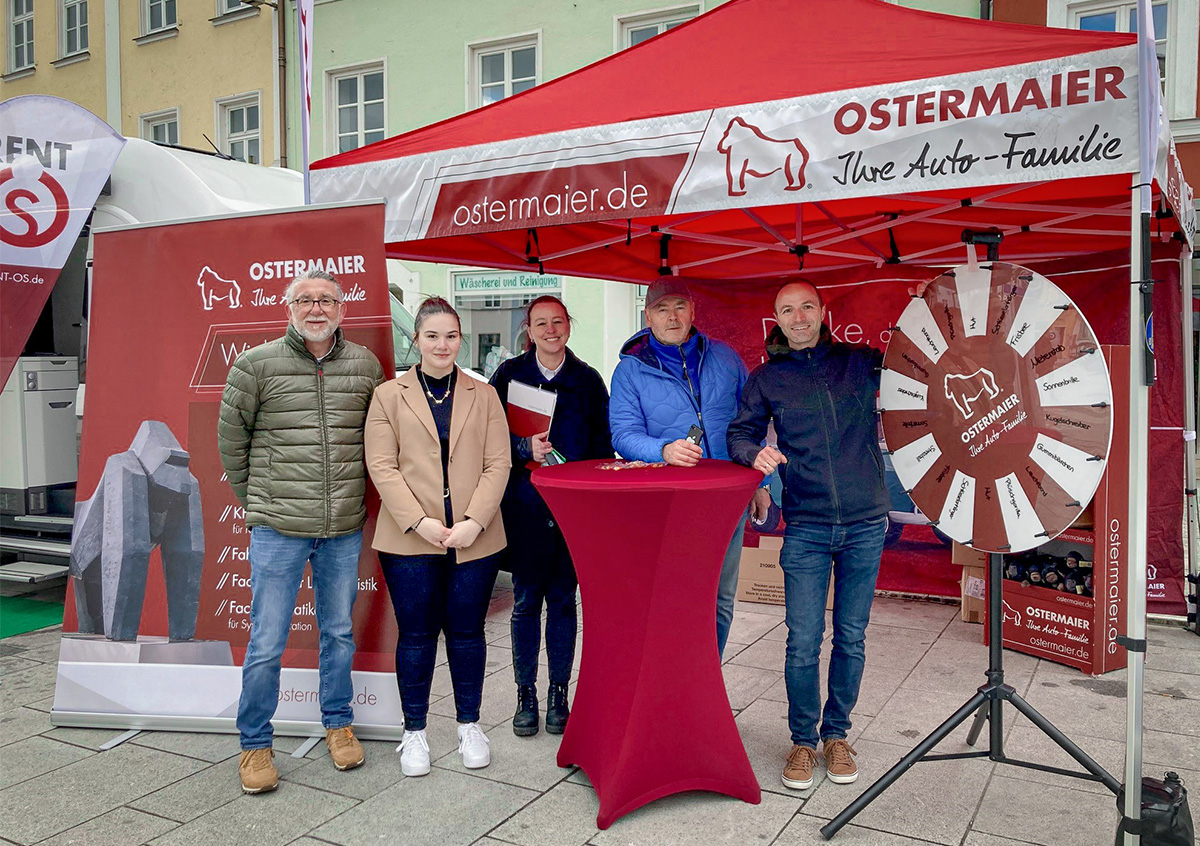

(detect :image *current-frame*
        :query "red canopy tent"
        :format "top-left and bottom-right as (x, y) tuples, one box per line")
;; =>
(311, 0), (1192, 616)
(311, 0), (1195, 836)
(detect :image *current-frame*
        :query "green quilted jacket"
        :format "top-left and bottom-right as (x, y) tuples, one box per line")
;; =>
(217, 326), (385, 537)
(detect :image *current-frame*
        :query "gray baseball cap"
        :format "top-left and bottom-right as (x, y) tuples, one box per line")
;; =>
(645, 278), (693, 309)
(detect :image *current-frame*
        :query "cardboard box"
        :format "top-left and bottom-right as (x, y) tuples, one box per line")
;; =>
(736, 536), (834, 610)
(952, 542), (988, 568)
(960, 564), (986, 623)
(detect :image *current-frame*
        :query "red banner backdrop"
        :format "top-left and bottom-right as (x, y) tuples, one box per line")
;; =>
(689, 246), (1186, 615)
(54, 203), (405, 734)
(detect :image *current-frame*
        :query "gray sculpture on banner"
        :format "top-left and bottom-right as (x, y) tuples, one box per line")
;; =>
(70, 421), (205, 642)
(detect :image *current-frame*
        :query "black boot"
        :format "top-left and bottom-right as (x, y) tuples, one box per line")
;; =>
(545, 683), (570, 735)
(512, 685), (539, 737)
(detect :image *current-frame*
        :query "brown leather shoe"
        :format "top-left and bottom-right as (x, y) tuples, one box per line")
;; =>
(781, 744), (817, 790)
(326, 726), (365, 771)
(823, 737), (859, 784)
(239, 748), (279, 794)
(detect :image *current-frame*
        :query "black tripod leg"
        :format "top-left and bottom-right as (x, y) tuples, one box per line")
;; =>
(820, 690), (988, 840)
(1007, 690), (1120, 794)
(965, 703), (988, 747)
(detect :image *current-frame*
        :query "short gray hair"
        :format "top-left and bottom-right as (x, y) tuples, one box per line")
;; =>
(284, 270), (344, 303)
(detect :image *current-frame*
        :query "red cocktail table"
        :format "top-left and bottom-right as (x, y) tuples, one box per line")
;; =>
(532, 458), (763, 828)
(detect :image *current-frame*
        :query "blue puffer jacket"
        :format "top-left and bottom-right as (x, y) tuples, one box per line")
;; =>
(609, 327), (748, 462)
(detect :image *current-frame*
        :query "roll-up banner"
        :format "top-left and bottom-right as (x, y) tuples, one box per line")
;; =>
(51, 202), (405, 739)
(0, 96), (126, 386)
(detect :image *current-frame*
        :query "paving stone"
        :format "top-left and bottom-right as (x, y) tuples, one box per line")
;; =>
(801, 738), (994, 845)
(939, 618), (986, 644)
(130, 751), (308, 823)
(1145, 644), (1200, 675)
(726, 637), (785, 671)
(490, 780), (600, 846)
(0, 735), (93, 789)
(1016, 673), (1128, 743)
(865, 598), (957, 633)
(429, 666), (525, 729)
(901, 639), (1037, 701)
(998, 724), (1124, 796)
(280, 739), (407, 799)
(1144, 667), (1200, 699)
(734, 600), (786, 621)
(44, 726), (145, 752)
(762, 620), (789, 641)
(0, 743), (205, 844)
(0, 656), (41, 677)
(148, 781), (356, 846)
(721, 662), (781, 711)
(962, 834), (1049, 845)
(726, 610), (786, 645)
(864, 625), (939, 674)
(0, 706), (51, 748)
(1145, 625), (1199, 652)
(432, 719), (573, 792)
(3, 626), (64, 651)
(858, 687), (1016, 751)
(130, 730), (242, 763)
(35, 806), (178, 846)
(972, 774), (1118, 846)
(588, 784), (800, 846)
(1144, 685), (1200, 738)
(311, 768), (536, 846)
(779, 813), (936, 845)
(0, 661), (57, 713)
(1143, 729), (1200, 772)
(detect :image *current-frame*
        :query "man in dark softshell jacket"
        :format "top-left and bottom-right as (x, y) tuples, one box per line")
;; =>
(727, 280), (889, 793)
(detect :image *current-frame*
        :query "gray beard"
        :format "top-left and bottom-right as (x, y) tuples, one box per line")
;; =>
(295, 321), (336, 343)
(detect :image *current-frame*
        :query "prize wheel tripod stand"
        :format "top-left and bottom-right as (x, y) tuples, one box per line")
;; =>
(820, 552), (1120, 840)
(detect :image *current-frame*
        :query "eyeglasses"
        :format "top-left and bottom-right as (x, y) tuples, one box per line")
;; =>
(289, 295), (341, 310)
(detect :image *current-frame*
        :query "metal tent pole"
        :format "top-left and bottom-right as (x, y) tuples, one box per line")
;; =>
(1120, 185), (1152, 846)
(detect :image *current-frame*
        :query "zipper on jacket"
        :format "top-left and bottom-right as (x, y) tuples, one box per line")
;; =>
(824, 385), (842, 523)
(677, 342), (713, 456)
(317, 364), (331, 535)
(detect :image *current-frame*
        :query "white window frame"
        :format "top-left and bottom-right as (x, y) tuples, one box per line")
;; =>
(142, 0), (177, 34)
(614, 4), (700, 52)
(60, 0), (88, 58)
(9, 0), (34, 72)
(465, 31), (541, 110)
(1048, 0), (1198, 121)
(324, 60), (387, 157)
(217, 0), (246, 13)
(141, 108), (180, 146)
(216, 92), (262, 165)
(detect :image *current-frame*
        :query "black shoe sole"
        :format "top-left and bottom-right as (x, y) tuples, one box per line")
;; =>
(545, 722), (566, 735)
(513, 724), (539, 737)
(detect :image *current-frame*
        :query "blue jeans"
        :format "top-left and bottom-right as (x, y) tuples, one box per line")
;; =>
(511, 553), (577, 688)
(238, 526), (363, 749)
(716, 509), (748, 657)
(780, 516), (885, 748)
(378, 551), (499, 730)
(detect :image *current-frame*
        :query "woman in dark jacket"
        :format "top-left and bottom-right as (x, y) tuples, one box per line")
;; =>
(489, 295), (613, 736)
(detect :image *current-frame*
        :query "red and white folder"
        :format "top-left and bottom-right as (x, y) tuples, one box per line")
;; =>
(506, 379), (557, 438)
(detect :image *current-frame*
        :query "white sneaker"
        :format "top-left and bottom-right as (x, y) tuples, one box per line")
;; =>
(457, 722), (490, 769)
(396, 729), (430, 777)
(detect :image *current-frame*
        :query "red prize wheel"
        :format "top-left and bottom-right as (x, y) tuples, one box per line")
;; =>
(879, 262), (1112, 554)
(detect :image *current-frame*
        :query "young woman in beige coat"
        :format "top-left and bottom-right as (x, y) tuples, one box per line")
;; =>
(365, 297), (510, 777)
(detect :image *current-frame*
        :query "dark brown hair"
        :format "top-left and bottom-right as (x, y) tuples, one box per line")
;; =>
(413, 296), (461, 335)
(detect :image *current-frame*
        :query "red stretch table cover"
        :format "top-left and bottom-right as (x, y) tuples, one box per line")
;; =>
(532, 459), (763, 828)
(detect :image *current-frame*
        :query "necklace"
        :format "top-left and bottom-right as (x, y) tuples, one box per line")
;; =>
(417, 368), (451, 405)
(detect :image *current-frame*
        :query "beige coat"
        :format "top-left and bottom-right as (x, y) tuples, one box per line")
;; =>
(365, 367), (510, 560)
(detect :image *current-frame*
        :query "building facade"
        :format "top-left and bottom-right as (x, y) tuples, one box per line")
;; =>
(2, 0), (283, 166)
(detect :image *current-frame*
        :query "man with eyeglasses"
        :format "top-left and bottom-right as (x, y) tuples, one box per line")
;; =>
(218, 270), (384, 794)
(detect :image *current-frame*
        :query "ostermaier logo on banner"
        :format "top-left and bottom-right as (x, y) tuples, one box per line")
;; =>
(0, 96), (126, 385)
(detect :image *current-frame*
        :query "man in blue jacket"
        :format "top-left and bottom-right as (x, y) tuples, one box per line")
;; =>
(610, 278), (769, 657)
(727, 280), (889, 793)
